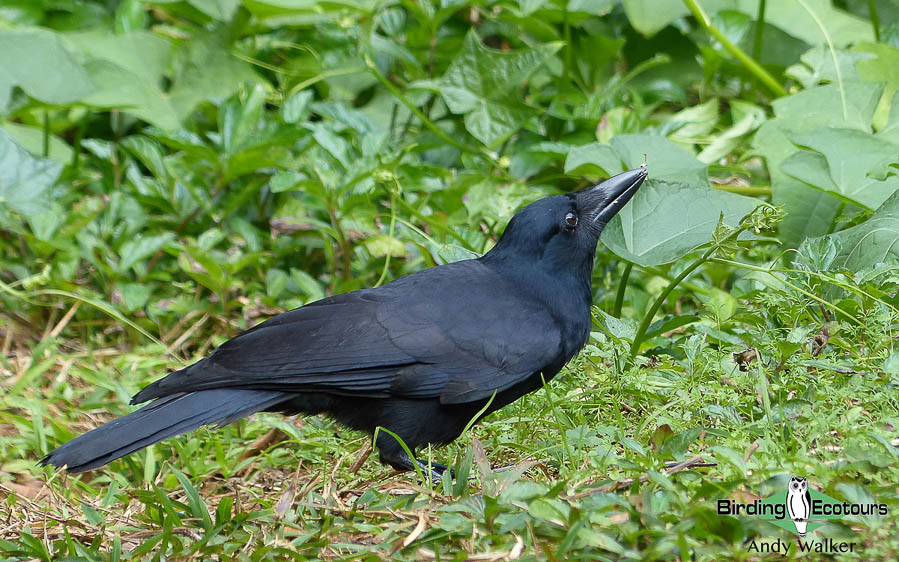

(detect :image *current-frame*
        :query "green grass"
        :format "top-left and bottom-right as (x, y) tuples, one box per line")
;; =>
(2, 299), (897, 559)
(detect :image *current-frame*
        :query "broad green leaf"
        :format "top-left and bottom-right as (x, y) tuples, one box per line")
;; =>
(780, 151), (838, 194)
(594, 308), (636, 342)
(564, 143), (623, 178)
(0, 28), (94, 108)
(441, 31), (561, 103)
(781, 138), (899, 211)
(80, 502), (104, 526)
(611, 135), (707, 186)
(751, 0), (873, 47)
(621, 0), (688, 36)
(26, 203), (64, 241)
(307, 123), (350, 168)
(587, 0), (870, 45)
(434, 31), (562, 146)
(821, 190), (899, 271)
(462, 98), (533, 149)
(66, 30), (172, 86)
(78, 59), (180, 129)
(650, 424), (675, 453)
(528, 497), (570, 526)
(788, 128), (899, 209)
(518, 0), (548, 15)
(770, 80), (883, 133)
(775, 179), (844, 246)
(189, 0), (239, 20)
(64, 31), (180, 129)
(753, 80), (884, 245)
(786, 46), (867, 89)
(878, 93), (899, 144)
(168, 30), (261, 121)
(856, 43), (899, 91)
(710, 445), (748, 473)
(569, 0), (615, 16)
(725, 13), (810, 69)
(464, 180), (542, 223)
(856, 43), (899, 132)
(289, 268), (326, 302)
(1, 123), (73, 164)
(116, 0), (148, 32)
(312, 101), (377, 135)
(754, 118), (841, 246)
(0, 128), (62, 216)
(601, 180), (760, 267)
(699, 288), (737, 323)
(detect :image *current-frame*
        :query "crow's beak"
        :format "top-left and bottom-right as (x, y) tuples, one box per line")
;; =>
(579, 167), (648, 226)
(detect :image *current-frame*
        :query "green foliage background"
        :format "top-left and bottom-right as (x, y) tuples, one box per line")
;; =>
(0, 0), (898, 559)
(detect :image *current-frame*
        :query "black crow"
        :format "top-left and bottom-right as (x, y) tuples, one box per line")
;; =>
(41, 167), (648, 478)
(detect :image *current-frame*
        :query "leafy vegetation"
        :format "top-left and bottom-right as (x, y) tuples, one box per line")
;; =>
(1, 0), (898, 559)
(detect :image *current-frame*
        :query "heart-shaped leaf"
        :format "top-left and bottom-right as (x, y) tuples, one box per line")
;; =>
(601, 180), (761, 266)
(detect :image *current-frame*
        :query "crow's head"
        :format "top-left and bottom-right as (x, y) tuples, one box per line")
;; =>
(485, 167), (647, 272)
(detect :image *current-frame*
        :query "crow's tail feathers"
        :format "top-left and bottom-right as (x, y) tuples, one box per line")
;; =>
(40, 389), (288, 472)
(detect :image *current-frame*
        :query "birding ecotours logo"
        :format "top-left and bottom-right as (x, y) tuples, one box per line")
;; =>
(716, 475), (889, 555)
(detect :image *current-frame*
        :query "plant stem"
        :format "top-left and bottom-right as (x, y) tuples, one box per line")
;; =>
(868, 0), (881, 42)
(682, 0), (787, 97)
(284, 67), (366, 98)
(328, 204), (352, 282)
(562, 5), (572, 86)
(364, 55), (474, 155)
(42, 111), (50, 157)
(630, 245), (717, 358)
(752, 0), (767, 61)
(711, 184), (771, 196)
(613, 262), (632, 318)
(374, 181), (400, 288)
(643, 266), (710, 296)
(796, 0), (847, 120)
(709, 257), (865, 326)
(362, 54), (509, 177)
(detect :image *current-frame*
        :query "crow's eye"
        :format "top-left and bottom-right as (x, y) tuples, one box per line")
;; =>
(564, 211), (578, 227)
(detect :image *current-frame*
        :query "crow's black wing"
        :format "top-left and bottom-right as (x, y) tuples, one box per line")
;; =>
(132, 260), (562, 405)
(131, 291), (419, 402)
(378, 266), (563, 403)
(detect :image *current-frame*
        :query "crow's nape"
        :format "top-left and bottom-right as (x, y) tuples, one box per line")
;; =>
(40, 389), (287, 472)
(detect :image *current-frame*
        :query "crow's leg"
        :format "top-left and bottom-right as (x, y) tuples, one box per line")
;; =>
(375, 433), (452, 481)
(416, 459), (455, 480)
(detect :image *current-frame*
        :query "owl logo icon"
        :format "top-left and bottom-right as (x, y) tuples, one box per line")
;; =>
(787, 476), (812, 537)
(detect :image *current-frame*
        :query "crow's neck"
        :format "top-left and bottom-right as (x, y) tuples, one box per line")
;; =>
(480, 247), (595, 319)
(482, 248), (594, 363)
